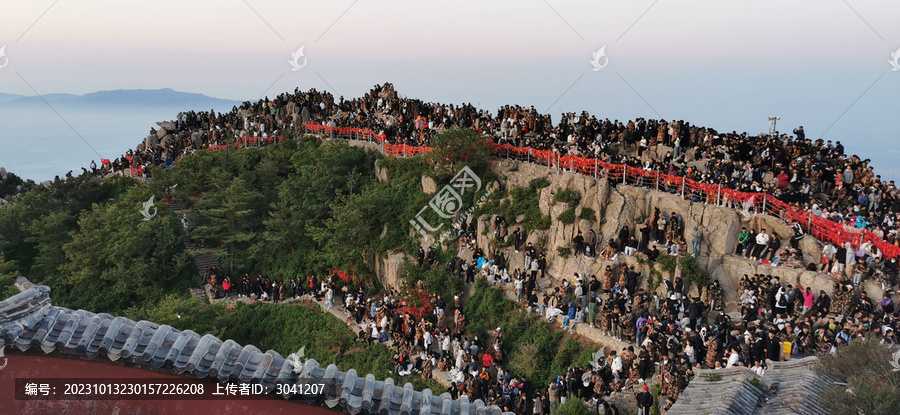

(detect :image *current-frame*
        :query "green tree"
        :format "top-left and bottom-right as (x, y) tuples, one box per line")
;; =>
(191, 176), (261, 274)
(0, 253), (19, 299)
(425, 128), (493, 171)
(55, 186), (191, 313)
(25, 211), (74, 281)
(0, 175), (133, 278)
(254, 138), (376, 280)
(679, 254), (709, 296)
(817, 337), (900, 415)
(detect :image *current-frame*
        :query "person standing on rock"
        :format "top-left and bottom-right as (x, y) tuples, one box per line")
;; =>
(589, 275), (601, 302)
(515, 276), (524, 302)
(573, 231), (586, 257)
(736, 227), (750, 255)
(691, 226), (702, 256)
(524, 242), (535, 270)
(790, 220), (805, 249)
(656, 214), (668, 243)
(617, 226), (629, 250)
(639, 223), (651, 252)
(603, 265), (616, 294)
(426, 247), (436, 268)
(636, 384), (653, 415)
(588, 229), (598, 257)
(538, 252), (549, 279)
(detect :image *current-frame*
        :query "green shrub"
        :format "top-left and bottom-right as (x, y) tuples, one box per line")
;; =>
(534, 215), (552, 230)
(409, 377), (447, 394)
(399, 262), (462, 309)
(656, 254), (678, 273)
(553, 188), (581, 206)
(680, 255), (710, 294)
(558, 207), (576, 225)
(651, 383), (663, 415)
(648, 269), (662, 291)
(464, 280), (592, 389)
(578, 207), (597, 222)
(552, 396), (589, 415)
(705, 374), (722, 381)
(480, 178), (551, 233)
(557, 247), (572, 259)
(530, 177), (551, 190)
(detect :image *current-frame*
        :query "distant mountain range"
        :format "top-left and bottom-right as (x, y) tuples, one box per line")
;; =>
(0, 88), (242, 109)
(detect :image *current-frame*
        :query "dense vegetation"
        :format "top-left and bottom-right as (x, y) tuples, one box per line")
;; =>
(0, 174), (193, 311)
(0, 129), (606, 399)
(464, 279), (595, 389)
(0, 131), (487, 393)
(816, 336), (900, 415)
(476, 177), (551, 233)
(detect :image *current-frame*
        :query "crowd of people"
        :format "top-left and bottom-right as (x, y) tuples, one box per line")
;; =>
(80, 82), (900, 262)
(110, 83), (900, 413)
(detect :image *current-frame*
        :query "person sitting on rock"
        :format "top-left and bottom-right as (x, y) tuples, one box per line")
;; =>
(600, 240), (617, 260)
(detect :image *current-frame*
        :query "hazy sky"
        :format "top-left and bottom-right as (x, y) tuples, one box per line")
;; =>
(2, 1), (900, 177)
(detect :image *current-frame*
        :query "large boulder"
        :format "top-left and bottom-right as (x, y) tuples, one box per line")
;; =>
(748, 214), (793, 243)
(145, 134), (159, 150)
(374, 159), (389, 182)
(600, 185), (648, 243)
(156, 121), (176, 131)
(375, 251), (410, 290)
(421, 176), (437, 195)
(699, 205), (742, 257)
(798, 235), (822, 265)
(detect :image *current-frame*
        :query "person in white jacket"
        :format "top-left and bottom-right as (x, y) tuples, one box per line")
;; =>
(752, 229), (770, 260)
(610, 350), (623, 381)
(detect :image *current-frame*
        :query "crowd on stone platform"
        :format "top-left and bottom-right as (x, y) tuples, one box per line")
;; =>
(204, 200), (898, 413)
(120, 82), (900, 413)
(86, 82), (900, 252)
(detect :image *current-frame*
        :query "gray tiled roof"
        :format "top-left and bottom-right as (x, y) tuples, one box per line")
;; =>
(667, 357), (834, 415)
(0, 278), (511, 415)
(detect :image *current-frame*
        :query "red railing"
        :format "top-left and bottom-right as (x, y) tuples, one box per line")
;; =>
(204, 122), (900, 260)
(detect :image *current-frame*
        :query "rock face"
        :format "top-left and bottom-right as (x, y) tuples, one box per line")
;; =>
(375, 251), (410, 290)
(378, 157), (880, 306)
(374, 159), (389, 182)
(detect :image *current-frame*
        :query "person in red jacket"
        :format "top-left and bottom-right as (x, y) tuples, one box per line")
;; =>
(777, 170), (790, 188)
(222, 277), (232, 296)
(481, 352), (494, 369)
